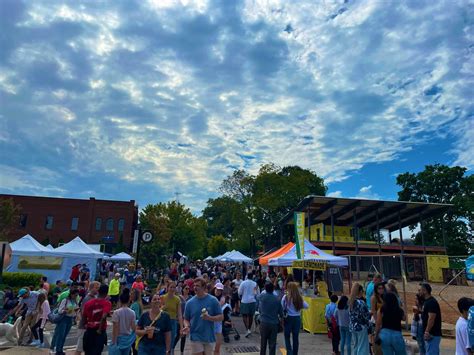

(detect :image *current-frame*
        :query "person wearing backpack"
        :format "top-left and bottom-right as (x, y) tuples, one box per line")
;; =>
(82, 284), (112, 355)
(326, 294), (340, 355)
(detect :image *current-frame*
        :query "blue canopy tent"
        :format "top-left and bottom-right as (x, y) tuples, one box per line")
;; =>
(466, 255), (474, 280)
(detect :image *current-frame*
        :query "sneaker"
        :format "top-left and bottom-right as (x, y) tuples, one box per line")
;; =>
(245, 329), (251, 338)
(37, 343), (45, 348)
(30, 340), (40, 346)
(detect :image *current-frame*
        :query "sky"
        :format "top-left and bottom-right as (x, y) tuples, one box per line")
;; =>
(0, 0), (473, 213)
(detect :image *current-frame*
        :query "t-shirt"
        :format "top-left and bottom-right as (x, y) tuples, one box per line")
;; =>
(184, 294), (222, 343)
(422, 296), (442, 336)
(57, 290), (70, 303)
(112, 307), (136, 336)
(468, 306), (474, 349)
(108, 279), (120, 296)
(132, 281), (145, 292)
(78, 293), (96, 329)
(137, 311), (171, 347)
(233, 279), (243, 288)
(456, 317), (470, 355)
(381, 305), (404, 331)
(325, 303), (337, 322)
(238, 279), (257, 304)
(365, 281), (374, 310)
(20, 291), (39, 315)
(162, 294), (181, 320)
(82, 298), (112, 331)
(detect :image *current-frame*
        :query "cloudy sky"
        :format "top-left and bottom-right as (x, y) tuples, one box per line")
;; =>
(1, 0), (473, 212)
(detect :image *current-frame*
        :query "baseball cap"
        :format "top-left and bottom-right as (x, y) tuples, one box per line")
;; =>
(215, 282), (224, 290)
(115, 273), (121, 277)
(18, 288), (28, 297)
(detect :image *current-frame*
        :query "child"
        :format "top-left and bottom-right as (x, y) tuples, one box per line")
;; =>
(456, 297), (474, 355)
(335, 296), (350, 355)
(326, 294), (340, 355)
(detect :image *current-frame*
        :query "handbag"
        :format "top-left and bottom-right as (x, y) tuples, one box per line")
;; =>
(282, 296), (288, 319)
(47, 308), (64, 324)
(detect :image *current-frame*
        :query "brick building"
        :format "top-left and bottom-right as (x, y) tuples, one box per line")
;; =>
(0, 194), (138, 253)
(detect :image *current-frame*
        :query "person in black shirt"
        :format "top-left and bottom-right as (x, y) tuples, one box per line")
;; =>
(419, 283), (442, 355)
(374, 292), (406, 355)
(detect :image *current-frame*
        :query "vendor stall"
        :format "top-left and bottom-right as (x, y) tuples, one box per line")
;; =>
(108, 252), (134, 262)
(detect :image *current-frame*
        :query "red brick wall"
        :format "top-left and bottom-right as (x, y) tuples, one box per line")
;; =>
(0, 194), (138, 250)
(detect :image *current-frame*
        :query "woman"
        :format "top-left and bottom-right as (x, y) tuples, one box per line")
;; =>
(110, 289), (136, 355)
(370, 282), (385, 355)
(281, 282), (309, 355)
(349, 283), (370, 355)
(386, 279), (402, 306)
(412, 294), (425, 355)
(130, 288), (144, 321)
(335, 295), (351, 355)
(374, 292), (407, 355)
(211, 283), (226, 355)
(54, 288), (79, 355)
(136, 294), (172, 355)
(161, 282), (183, 354)
(31, 292), (50, 348)
(132, 275), (145, 293)
(176, 284), (191, 354)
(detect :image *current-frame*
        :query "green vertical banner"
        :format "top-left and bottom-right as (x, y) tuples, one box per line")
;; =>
(294, 212), (305, 259)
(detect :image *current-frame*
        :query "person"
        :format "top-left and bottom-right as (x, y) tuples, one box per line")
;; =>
(178, 283), (192, 354)
(30, 292), (50, 348)
(468, 303), (474, 353)
(70, 264), (81, 282)
(12, 288), (39, 346)
(349, 282), (370, 355)
(132, 275), (145, 293)
(387, 279), (402, 306)
(75, 281), (100, 355)
(162, 281), (184, 355)
(335, 295), (351, 355)
(419, 283), (442, 355)
(130, 288), (144, 321)
(109, 273), (121, 306)
(370, 282), (386, 355)
(238, 272), (258, 337)
(258, 282), (283, 355)
(41, 277), (50, 294)
(281, 282), (309, 355)
(183, 277), (223, 355)
(52, 280), (63, 305)
(413, 293), (426, 355)
(210, 282), (226, 355)
(57, 280), (75, 304)
(232, 272), (243, 315)
(374, 292), (406, 355)
(455, 297), (473, 355)
(110, 289), (136, 355)
(366, 273), (381, 312)
(82, 284), (112, 355)
(54, 288), (80, 355)
(136, 294), (172, 354)
(326, 294), (340, 355)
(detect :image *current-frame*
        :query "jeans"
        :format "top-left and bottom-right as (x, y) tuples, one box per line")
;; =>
(54, 316), (73, 354)
(170, 319), (178, 353)
(339, 326), (351, 355)
(416, 322), (426, 355)
(379, 328), (407, 355)
(138, 341), (166, 355)
(351, 327), (369, 355)
(284, 315), (301, 355)
(425, 336), (441, 355)
(260, 322), (278, 355)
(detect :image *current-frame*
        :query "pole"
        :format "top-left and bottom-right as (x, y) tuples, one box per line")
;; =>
(398, 211), (409, 330)
(279, 225), (283, 247)
(353, 209), (360, 280)
(0, 243), (6, 284)
(420, 213), (427, 281)
(331, 207), (336, 255)
(348, 256), (352, 292)
(135, 226), (142, 270)
(376, 208), (383, 276)
(307, 206), (311, 242)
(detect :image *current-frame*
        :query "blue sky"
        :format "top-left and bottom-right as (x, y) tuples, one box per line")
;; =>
(0, 0), (473, 213)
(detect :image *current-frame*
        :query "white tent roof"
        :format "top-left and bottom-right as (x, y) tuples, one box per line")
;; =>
(204, 256), (213, 261)
(226, 250), (252, 263)
(54, 236), (103, 258)
(109, 252), (134, 261)
(10, 235), (53, 255)
(215, 250), (234, 261)
(268, 239), (348, 267)
(46, 244), (55, 250)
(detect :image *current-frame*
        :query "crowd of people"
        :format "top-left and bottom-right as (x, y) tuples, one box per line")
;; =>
(0, 261), (473, 355)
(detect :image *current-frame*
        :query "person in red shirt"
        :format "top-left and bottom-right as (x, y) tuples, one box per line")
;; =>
(82, 284), (112, 355)
(184, 276), (194, 295)
(132, 275), (145, 293)
(70, 264), (81, 282)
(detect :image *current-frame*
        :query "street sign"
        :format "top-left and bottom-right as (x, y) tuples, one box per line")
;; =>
(132, 229), (139, 253)
(141, 231), (153, 243)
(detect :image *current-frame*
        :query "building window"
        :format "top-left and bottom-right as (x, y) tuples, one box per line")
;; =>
(106, 218), (114, 232)
(71, 217), (79, 231)
(95, 217), (102, 231)
(118, 218), (125, 232)
(19, 214), (28, 228)
(45, 215), (54, 230)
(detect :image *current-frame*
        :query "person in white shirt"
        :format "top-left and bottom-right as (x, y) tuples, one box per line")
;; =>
(456, 297), (474, 355)
(238, 272), (258, 337)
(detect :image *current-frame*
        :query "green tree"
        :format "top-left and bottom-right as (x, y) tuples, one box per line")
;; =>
(396, 164), (473, 255)
(207, 235), (230, 256)
(0, 198), (21, 241)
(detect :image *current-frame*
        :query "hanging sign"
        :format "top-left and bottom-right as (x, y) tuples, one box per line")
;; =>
(294, 212), (305, 259)
(292, 260), (327, 271)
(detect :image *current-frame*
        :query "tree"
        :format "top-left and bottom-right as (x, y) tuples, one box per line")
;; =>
(396, 164), (473, 255)
(207, 235), (230, 257)
(0, 198), (21, 241)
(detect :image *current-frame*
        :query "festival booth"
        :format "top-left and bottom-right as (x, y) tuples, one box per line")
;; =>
(108, 252), (134, 262)
(259, 242), (294, 266)
(224, 250), (252, 263)
(268, 240), (348, 334)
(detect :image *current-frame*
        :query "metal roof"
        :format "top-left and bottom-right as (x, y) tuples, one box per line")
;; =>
(280, 195), (452, 232)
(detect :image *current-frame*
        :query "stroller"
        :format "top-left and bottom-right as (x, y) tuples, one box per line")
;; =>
(222, 302), (240, 342)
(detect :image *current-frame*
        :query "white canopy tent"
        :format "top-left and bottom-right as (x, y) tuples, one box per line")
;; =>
(268, 240), (348, 267)
(109, 252), (134, 262)
(9, 235), (52, 256)
(45, 244), (55, 250)
(204, 256), (213, 261)
(225, 250), (252, 263)
(215, 251), (233, 261)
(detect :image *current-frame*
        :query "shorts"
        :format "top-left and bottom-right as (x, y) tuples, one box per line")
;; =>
(75, 328), (85, 352)
(110, 295), (119, 303)
(240, 302), (256, 315)
(190, 341), (215, 354)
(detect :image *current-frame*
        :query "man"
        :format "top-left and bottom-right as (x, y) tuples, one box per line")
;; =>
(238, 272), (258, 337)
(75, 281), (100, 355)
(57, 280), (74, 304)
(108, 273), (121, 306)
(41, 277), (50, 294)
(82, 284), (112, 355)
(366, 273), (382, 311)
(183, 277), (223, 355)
(469, 303), (474, 352)
(456, 297), (474, 355)
(70, 264), (81, 282)
(258, 282), (283, 355)
(12, 288), (39, 345)
(420, 282), (442, 354)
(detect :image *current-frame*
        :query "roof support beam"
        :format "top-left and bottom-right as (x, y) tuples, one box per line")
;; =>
(321, 200), (360, 225)
(340, 201), (384, 226)
(357, 203), (407, 228)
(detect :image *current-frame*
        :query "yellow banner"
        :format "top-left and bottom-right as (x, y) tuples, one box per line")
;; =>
(295, 212), (305, 259)
(292, 260), (327, 270)
(18, 256), (63, 270)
